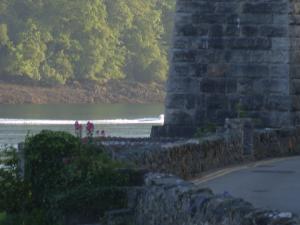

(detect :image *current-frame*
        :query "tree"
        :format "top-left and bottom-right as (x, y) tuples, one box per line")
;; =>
(0, 0), (176, 84)
(0, 24), (9, 46)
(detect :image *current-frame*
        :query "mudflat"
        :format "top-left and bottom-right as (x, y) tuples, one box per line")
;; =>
(0, 81), (165, 104)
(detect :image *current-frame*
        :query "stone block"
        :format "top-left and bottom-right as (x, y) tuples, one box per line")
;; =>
(153, 124), (197, 137)
(226, 79), (237, 93)
(173, 50), (196, 63)
(200, 78), (226, 94)
(265, 112), (292, 128)
(290, 66), (300, 79)
(228, 95), (240, 112)
(230, 65), (269, 78)
(267, 50), (289, 64)
(289, 26), (300, 37)
(243, 3), (288, 14)
(292, 96), (300, 111)
(290, 38), (300, 49)
(166, 94), (185, 109)
(225, 51), (252, 63)
(216, 110), (237, 123)
(193, 64), (208, 77)
(196, 25), (209, 36)
(239, 14), (273, 25)
(290, 15), (300, 25)
(259, 26), (288, 37)
(225, 25), (240, 36)
(208, 38), (225, 49)
(175, 25), (197, 36)
(273, 14), (289, 24)
(290, 51), (300, 64)
(292, 3), (300, 15)
(249, 50), (268, 63)
(240, 95), (265, 111)
(103, 209), (134, 225)
(228, 38), (272, 50)
(209, 25), (223, 37)
(237, 78), (254, 94)
(194, 109), (206, 126)
(265, 96), (291, 111)
(241, 26), (259, 37)
(216, 3), (239, 14)
(173, 39), (193, 50)
(167, 111), (194, 126)
(291, 79), (300, 95)
(207, 64), (229, 77)
(192, 13), (224, 25)
(168, 78), (199, 93)
(269, 64), (289, 78)
(271, 38), (289, 51)
(185, 94), (197, 110)
(265, 79), (289, 95)
(172, 64), (190, 77)
(206, 95), (228, 111)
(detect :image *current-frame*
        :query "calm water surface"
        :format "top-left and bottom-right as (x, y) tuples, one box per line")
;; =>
(0, 104), (164, 146)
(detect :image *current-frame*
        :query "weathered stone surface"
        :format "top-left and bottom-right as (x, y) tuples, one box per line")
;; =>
(134, 173), (300, 225)
(102, 209), (134, 225)
(157, 0), (300, 138)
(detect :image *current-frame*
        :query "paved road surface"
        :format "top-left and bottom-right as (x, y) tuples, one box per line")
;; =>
(194, 156), (300, 216)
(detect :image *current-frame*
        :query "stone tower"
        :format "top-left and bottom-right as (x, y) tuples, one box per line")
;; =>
(152, 0), (300, 137)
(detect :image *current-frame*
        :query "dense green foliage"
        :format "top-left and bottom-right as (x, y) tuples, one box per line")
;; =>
(0, 131), (131, 225)
(0, 0), (175, 84)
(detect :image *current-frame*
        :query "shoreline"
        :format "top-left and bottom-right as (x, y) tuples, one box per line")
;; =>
(0, 80), (165, 104)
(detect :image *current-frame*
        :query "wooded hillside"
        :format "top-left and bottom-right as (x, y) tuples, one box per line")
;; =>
(0, 0), (175, 85)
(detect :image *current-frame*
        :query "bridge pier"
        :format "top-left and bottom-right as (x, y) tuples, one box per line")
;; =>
(154, 0), (300, 137)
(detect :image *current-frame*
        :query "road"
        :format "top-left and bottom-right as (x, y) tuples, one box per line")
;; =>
(194, 156), (300, 216)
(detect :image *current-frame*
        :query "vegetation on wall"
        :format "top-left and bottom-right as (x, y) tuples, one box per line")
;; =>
(0, 0), (176, 85)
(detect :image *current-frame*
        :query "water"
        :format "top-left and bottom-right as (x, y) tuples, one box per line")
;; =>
(0, 104), (164, 146)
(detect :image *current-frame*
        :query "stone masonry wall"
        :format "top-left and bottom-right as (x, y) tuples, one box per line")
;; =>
(253, 127), (300, 159)
(134, 173), (300, 225)
(105, 125), (300, 179)
(138, 135), (244, 179)
(102, 134), (245, 179)
(291, 1), (300, 125)
(157, 0), (297, 137)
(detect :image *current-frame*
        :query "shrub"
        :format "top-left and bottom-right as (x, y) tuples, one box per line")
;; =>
(24, 130), (82, 207)
(1, 130), (130, 225)
(0, 147), (31, 214)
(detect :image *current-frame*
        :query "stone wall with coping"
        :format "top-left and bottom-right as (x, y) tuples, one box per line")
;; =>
(133, 173), (300, 225)
(103, 122), (300, 179)
(101, 132), (245, 179)
(133, 134), (244, 179)
(253, 127), (300, 160)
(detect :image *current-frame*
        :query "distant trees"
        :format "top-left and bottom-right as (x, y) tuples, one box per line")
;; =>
(0, 0), (175, 85)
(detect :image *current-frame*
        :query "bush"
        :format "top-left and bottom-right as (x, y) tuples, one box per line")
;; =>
(24, 130), (82, 207)
(0, 130), (130, 225)
(0, 147), (31, 214)
(0, 210), (47, 225)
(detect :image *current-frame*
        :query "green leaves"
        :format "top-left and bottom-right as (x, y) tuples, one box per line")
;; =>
(0, 24), (9, 46)
(0, 131), (137, 224)
(0, 147), (32, 215)
(0, 0), (176, 84)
